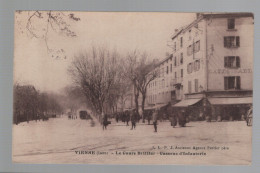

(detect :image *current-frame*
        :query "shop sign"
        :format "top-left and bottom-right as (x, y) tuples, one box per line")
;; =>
(208, 68), (252, 74)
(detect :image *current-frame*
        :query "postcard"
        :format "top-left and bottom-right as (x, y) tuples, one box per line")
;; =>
(13, 11), (253, 165)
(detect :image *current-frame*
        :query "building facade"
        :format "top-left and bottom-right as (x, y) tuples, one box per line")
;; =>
(146, 55), (176, 106)
(146, 13), (254, 121)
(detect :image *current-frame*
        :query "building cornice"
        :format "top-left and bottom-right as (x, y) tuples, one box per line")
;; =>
(171, 13), (253, 40)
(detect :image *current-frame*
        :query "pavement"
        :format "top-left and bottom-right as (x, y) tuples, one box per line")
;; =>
(12, 116), (252, 165)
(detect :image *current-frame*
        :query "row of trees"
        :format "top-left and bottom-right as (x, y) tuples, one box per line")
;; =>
(13, 83), (64, 124)
(15, 11), (159, 123)
(68, 47), (158, 122)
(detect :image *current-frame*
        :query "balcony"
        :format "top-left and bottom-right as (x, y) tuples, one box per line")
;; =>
(171, 77), (183, 86)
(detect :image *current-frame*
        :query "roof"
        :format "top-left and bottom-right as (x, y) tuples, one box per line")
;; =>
(155, 54), (173, 67)
(171, 12), (254, 40)
(208, 97), (252, 105)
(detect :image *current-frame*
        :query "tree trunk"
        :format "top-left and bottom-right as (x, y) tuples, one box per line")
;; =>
(26, 111), (29, 123)
(141, 93), (146, 123)
(134, 85), (140, 116)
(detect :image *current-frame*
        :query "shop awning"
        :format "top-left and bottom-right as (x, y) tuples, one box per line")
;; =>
(173, 98), (202, 107)
(144, 106), (154, 110)
(208, 97), (252, 105)
(144, 103), (168, 110)
(154, 103), (168, 109)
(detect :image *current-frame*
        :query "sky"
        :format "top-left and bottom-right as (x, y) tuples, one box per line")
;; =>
(14, 12), (196, 92)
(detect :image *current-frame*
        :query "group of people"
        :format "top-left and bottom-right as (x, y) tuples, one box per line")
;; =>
(101, 109), (160, 132)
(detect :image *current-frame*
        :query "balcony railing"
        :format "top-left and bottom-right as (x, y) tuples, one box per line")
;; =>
(171, 77), (183, 86)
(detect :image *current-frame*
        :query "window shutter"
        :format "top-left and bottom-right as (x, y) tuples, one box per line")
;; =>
(236, 76), (241, 89)
(236, 36), (240, 47)
(224, 57), (228, 67)
(224, 77), (228, 90)
(236, 56), (240, 68)
(188, 81), (191, 93)
(195, 79), (198, 92)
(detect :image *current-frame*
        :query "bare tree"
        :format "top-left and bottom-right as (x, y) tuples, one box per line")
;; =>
(116, 80), (133, 112)
(15, 11), (80, 59)
(63, 85), (86, 114)
(68, 46), (123, 121)
(13, 83), (64, 124)
(124, 51), (158, 122)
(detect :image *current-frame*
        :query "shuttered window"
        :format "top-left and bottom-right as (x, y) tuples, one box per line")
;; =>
(227, 18), (235, 29)
(224, 76), (241, 90)
(188, 81), (192, 93)
(224, 56), (240, 68)
(194, 79), (198, 92)
(224, 36), (240, 48)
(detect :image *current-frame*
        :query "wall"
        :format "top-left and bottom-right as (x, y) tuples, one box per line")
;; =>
(206, 16), (254, 91)
(181, 20), (207, 95)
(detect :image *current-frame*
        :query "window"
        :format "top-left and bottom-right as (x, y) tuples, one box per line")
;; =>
(174, 42), (176, 51)
(189, 30), (192, 40)
(224, 76), (241, 90)
(180, 37), (183, 48)
(166, 66), (169, 74)
(162, 79), (165, 88)
(224, 56), (240, 68)
(224, 36), (240, 48)
(194, 60), (200, 71)
(175, 72), (177, 78)
(187, 62), (193, 74)
(188, 81), (192, 93)
(174, 57), (177, 66)
(180, 53), (183, 64)
(162, 68), (164, 76)
(227, 18), (235, 30)
(187, 45), (192, 56)
(170, 64), (172, 72)
(194, 79), (198, 92)
(181, 69), (183, 77)
(194, 40), (200, 53)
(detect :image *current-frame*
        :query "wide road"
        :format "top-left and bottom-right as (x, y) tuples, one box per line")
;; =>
(13, 116), (252, 165)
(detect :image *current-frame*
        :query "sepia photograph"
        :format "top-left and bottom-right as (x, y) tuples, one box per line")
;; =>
(12, 11), (253, 165)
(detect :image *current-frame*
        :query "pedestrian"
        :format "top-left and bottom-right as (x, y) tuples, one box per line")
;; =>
(148, 110), (151, 125)
(171, 111), (177, 128)
(102, 113), (108, 130)
(126, 111), (130, 126)
(178, 109), (187, 127)
(130, 110), (137, 130)
(115, 112), (119, 123)
(152, 109), (158, 132)
(122, 111), (126, 123)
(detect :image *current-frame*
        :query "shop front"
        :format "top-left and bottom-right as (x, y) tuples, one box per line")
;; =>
(208, 97), (252, 121)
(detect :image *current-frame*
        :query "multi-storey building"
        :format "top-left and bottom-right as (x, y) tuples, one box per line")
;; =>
(147, 13), (254, 121)
(146, 54), (175, 107)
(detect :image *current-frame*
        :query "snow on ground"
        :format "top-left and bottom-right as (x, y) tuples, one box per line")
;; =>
(12, 116), (252, 165)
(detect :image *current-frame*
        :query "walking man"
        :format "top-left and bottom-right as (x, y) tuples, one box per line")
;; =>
(126, 111), (130, 126)
(102, 113), (108, 130)
(152, 109), (158, 132)
(130, 110), (137, 130)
